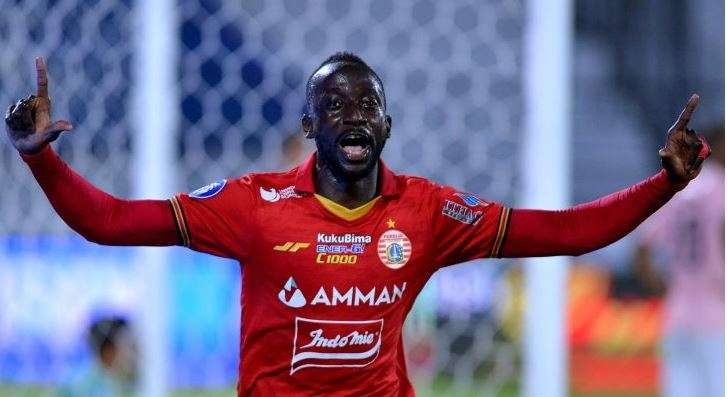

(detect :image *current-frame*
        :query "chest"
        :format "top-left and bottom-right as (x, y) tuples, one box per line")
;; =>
(245, 197), (433, 308)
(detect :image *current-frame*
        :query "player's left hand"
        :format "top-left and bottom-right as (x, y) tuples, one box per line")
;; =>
(658, 94), (711, 184)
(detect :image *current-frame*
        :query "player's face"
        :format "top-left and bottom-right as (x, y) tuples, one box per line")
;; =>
(304, 63), (391, 181)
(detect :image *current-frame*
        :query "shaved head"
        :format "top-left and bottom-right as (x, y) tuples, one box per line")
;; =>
(305, 52), (386, 116)
(301, 52), (392, 184)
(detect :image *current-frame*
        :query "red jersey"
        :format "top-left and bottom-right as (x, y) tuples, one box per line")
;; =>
(22, 136), (698, 395)
(170, 153), (509, 396)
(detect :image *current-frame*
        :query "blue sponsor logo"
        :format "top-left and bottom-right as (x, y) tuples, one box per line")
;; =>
(454, 192), (483, 207)
(189, 180), (227, 199)
(316, 244), (365, 254)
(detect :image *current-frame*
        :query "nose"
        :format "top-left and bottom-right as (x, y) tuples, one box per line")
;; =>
(342, 104), (365, 126)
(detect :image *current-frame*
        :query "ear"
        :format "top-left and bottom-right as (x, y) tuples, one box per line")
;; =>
(384, 115), (392, 139)
(302, 114), (314, 139)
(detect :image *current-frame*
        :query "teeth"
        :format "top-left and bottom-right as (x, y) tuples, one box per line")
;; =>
(342, 145), (369, 160)
(340, 134), (368, 146)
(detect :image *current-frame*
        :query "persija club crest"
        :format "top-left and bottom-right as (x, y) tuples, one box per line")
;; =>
(377, 229), (411, 269)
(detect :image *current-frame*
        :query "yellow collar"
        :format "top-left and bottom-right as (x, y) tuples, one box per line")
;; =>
(314, 194), (381, 221)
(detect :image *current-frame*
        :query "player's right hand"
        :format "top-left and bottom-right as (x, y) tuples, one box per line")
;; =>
(5, 57), (73, 155)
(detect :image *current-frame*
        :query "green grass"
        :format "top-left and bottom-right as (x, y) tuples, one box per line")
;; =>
(0, 385), (51, 397)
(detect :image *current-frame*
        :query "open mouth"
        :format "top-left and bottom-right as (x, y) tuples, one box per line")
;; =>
(338, 131), (372, 162)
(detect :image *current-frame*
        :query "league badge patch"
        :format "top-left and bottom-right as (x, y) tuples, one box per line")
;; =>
(189, 179), (227, 199)
(377, 229), (412, 269)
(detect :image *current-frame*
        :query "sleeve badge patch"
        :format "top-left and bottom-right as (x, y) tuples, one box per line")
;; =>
(189, 179), (227, 199)
(442, 200), (484, 225)
(454, 192), (484, 207)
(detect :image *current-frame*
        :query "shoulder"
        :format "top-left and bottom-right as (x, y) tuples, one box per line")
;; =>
(182, 166), (300, 203)
(239, 167), (298, 190)
(395, 174), (498, 205)
(395, 174), (443, 195)
(232, 166), (303, 204)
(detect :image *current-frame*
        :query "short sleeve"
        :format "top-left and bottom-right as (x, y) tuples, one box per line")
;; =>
(431, 186), (510, 267)
(169, 176), (256, 259)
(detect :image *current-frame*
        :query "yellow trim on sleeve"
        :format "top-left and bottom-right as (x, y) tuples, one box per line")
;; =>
(490, 207), (511, 258)
(314, 194), (381, 221)
(170, 196), (190, 247)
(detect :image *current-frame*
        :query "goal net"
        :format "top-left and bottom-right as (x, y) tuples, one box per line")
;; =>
(0, 0), (524, 394)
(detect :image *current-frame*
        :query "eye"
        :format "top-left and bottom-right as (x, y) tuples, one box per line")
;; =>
(326, 98), (342, 111)
(361, 98), (377, 111)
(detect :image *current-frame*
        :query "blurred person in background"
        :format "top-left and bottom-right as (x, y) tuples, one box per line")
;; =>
(58, 316), (138, 397)
(633, 125), (724, 397)
(4, 54), (711, 396)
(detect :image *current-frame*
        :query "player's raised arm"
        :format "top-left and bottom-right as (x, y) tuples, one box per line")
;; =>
(5, 57), (179, 246)
(500, 95), (711, 258)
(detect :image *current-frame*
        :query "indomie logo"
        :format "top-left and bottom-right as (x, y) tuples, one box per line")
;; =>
(301, 328), (376, 349)
(291, 317), (384, 374)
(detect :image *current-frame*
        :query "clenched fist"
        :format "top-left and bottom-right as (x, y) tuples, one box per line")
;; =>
(659, 94), (711, 183)
(5, 57), (73, 155)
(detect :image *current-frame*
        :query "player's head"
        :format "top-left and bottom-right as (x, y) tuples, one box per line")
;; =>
(302, 52), (391, 181)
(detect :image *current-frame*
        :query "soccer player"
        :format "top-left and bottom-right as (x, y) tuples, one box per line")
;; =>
(6, 54), (710, 396)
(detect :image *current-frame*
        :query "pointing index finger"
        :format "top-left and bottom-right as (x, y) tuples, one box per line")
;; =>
(35, 57), (49, 99)
(674, 93), (699, 131)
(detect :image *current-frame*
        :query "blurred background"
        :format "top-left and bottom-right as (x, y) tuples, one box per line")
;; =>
(0, 0), (723, 396)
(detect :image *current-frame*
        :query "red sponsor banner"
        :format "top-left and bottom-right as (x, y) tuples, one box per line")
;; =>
(291, 317), (384, 374)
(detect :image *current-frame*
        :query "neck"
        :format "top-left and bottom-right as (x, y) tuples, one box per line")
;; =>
(315, 160), (379, 209)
